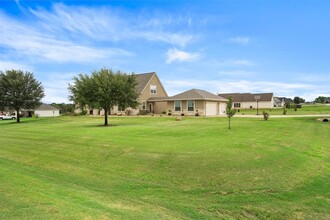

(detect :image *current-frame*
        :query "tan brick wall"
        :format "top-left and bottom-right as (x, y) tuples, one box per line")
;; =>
(154, 102), (167, 114)
(139, 74), (167, 107)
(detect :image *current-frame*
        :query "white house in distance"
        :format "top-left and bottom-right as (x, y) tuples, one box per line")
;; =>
(218, 93), (274, 109)
(21, 104), (60, 117)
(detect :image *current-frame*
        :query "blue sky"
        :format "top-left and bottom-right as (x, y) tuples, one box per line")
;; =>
(0, 0), (329, 103)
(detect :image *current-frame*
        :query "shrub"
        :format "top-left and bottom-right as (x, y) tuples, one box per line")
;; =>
(168, 109), (172, 116)
(263, 111), (269, 120)
(125, 109), (132, 116)
(283, 107), (287, 115)
(138, 110), (149, 115)
(162, 111), (166, 114)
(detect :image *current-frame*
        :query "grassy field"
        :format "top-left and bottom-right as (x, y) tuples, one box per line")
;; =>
(237, 104), (330, 115)
(0, 115), (329, 219)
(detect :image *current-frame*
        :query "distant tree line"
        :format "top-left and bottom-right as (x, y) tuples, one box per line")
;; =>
(314, 96), (330, 104)
(50, 103), (75, 114)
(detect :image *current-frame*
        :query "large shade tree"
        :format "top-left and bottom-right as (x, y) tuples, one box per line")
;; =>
(68, 68), (138, 126)
(0, 70), (45, 122)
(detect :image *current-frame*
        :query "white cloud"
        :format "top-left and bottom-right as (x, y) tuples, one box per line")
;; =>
(164, 79), (318, 99)
(218, 70), (254, 77)
(0, 11), (132, 63)
(166, 48), (200, 64)
(0, 3), (196, 64)
(42, 72), (75, 103)
(0, 61), (34, 72)
(29, 3), (194, 47)
(217, 59), (256, 67)
(229, 37), (250, 45)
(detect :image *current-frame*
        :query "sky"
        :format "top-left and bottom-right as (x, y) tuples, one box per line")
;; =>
(0, 0), (329, 103)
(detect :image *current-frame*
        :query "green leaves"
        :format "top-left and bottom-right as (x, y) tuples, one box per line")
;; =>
(0, 70), (45, 122)
(68, 68), (138, 125)
(226, 97), (236, 129)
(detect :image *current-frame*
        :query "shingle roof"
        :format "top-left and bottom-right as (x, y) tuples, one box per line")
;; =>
(165, 89), (228, 101)
(275, 97), (294, 103)
(218, 93), (273, 102)
(22, 104), (59, 111)
(37, 104), (60, 111)
(135, 72), (155, 94)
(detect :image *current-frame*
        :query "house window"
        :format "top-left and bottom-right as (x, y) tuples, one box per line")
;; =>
(187, 100), (194, 111)
(142, 101), (146, 110)
(174, 101), (181, 111)
(150, 85), (157, 94)
(234, 103), (241, 108)
(118, 106), (124, 111)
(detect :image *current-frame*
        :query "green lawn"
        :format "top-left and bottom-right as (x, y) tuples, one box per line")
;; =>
(237, 104), (330, 115)
(0, 116), (329, 219)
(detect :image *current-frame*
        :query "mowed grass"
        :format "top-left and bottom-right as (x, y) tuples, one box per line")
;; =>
(237, 104), (330, 115)
(0, 116), (329, 219)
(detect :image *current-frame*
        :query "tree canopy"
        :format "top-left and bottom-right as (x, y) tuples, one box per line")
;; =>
(0, 70), (44, 122)
(293, 96), (305, 104)
(68, 68), (138, 126)
(314, 96), (328, 103)
(50, 103), (75, 115)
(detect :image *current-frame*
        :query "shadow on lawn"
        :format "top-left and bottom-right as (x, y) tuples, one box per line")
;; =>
(81, 121), (141, 128)
(0, 118), (43, 126)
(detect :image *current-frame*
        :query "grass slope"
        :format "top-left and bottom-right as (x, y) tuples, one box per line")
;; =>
(0, 116), (329, 219)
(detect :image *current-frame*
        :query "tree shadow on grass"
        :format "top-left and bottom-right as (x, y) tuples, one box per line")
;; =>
(81, 121), (140, 128)
(0, 118), (42, 127)
(81, 124), (120, 128)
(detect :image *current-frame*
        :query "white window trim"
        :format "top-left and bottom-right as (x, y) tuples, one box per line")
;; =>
(187, 100), (195, 111)
(150, 85), (157, 94)
(174, 100), (181, 112)
(234, 102), (241, 108)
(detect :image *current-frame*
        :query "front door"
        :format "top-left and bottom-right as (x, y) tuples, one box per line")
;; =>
(149, 104), (152, 113)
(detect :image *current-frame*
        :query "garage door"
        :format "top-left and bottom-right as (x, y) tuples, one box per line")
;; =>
(206, 102), (217, 116)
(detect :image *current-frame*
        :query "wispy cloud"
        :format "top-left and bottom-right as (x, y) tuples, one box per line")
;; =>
(0, 3), (196, 65)
(29, 3), (194, 47)
(228, 37), (250, 45)
(42, 72), (76, 103)
(216, 59), (256, 67)
(0, 11), (132, 63)
(166, 48), (200, 64)
(164, 79), (317, 99)
(218, 70), (255, 77)
(0, 61), (33, 72)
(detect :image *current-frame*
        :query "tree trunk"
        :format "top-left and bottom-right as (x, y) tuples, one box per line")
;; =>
(104, 108), (108, 126)
(228, 117), (231, 129)
(16, 109), (20, 123)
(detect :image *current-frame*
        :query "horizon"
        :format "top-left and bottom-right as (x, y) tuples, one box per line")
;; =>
(1, 0), (329, 103)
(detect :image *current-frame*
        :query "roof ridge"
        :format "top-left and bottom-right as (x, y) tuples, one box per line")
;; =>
(135, 72), (155, 76)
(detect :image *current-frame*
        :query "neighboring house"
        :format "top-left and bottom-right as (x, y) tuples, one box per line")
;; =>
(325, 97), (330, 103)
(21, 104), (60, 117)
(88, 72), (168, 115)
(274, 97), (294, 107)
(150, 89), (228, 116)
(218, 93), (274, 109)
(274, 97), (285, 107)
